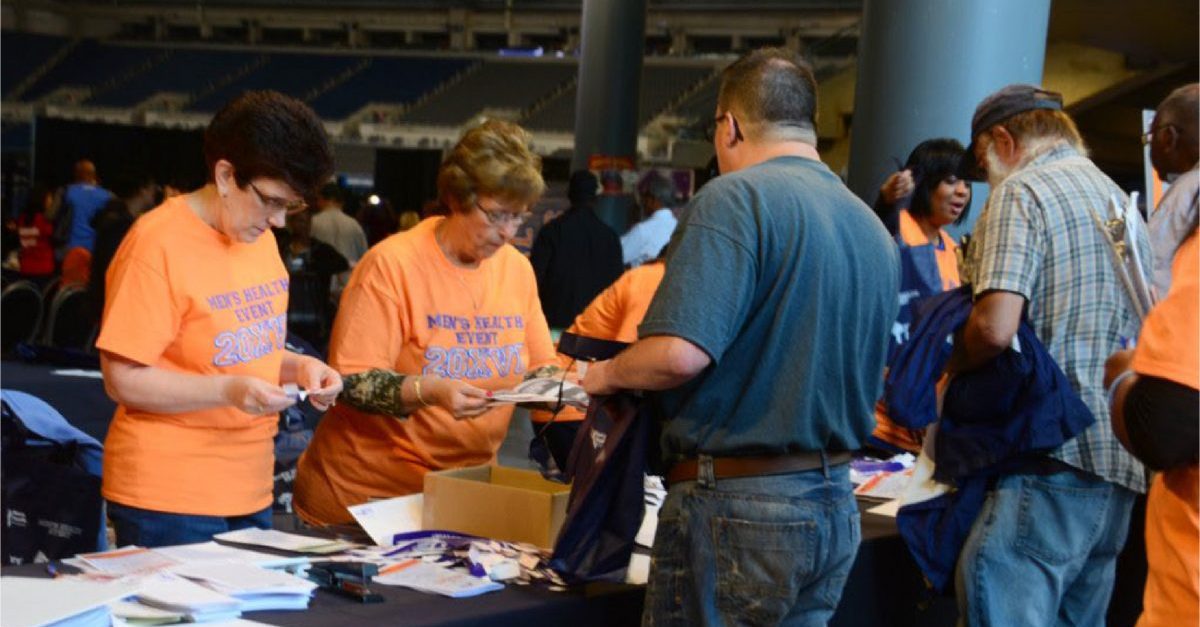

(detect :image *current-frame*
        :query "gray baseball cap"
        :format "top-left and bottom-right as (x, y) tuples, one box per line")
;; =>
(960, 84), (1065, 180)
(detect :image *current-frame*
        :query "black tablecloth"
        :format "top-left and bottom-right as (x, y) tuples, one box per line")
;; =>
(1, 360), (116, 441)
(0, 508), (953, 627)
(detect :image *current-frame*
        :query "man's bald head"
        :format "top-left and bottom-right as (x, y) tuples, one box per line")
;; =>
(73, 159), (98, 184)
(1151, 84), (1199, 177)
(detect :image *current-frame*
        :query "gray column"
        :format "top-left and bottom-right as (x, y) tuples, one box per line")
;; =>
(846, 0), (1051, 237)
(571, 0), (647, 234)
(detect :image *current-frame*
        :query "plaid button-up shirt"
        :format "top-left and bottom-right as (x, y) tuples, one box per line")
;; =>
(968, 143), (1150, 494)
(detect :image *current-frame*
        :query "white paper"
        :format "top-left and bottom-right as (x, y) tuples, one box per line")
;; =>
(213, 528), (356, 554)
(347, 494), (424, 547)
(853, 468), (914, 501)
(77, 546), (180, 575)
(136, 573), (242, 615)
(489, 377), (588, 409)
(866, 499), (902, 518)
(373, 561), (503, 598)
(626, 553), (651, 585)
(109, 600), (184, 622)
(0, 577), (138, 627)
(634, 504), (660, 548)
(154, 541), (309, 569)
(171, 561), (317, 596)
(51, 368), (104, 379)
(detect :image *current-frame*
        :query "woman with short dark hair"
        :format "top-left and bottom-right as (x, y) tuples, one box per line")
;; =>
(97, 90), (343, 547)
(870, 138), (971, 454)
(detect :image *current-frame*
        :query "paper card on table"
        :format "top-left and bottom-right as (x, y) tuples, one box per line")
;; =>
(866, 499), (902, 518)
(213, 528), (356, 554)
(347, 494), (424, 547)
(109, 600), (184, 626)
(153, 541), (308, 569)
(0, 577), (139, 627)
(373, 560), (503, 598)
(853, 468), (914, 501)
(78, 546), (180, 575)
(170, 561), (317, 596)
(135, 573), (242, 617)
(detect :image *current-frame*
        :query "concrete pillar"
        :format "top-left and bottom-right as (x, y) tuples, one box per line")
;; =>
(448, 9), (469, 51)
(670, 29), (688, 56)
(571, 0), (648, 233)
(783, 28), (802, 54)
(846, 0), (1051, 237)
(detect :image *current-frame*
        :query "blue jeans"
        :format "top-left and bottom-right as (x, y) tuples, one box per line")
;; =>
(955, 471), (1136, 627)
(107, 501), (272, 548)
(644, 458), (860, 627)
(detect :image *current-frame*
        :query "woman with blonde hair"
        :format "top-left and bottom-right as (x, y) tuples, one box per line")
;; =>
(293, 120), (559, 525)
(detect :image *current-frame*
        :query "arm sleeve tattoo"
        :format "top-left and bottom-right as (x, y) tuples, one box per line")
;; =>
(339, 369), (409, 419)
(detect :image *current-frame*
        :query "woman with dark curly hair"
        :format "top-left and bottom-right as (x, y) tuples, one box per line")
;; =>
(294, 120), (559, 526)
(97, 91), (342, 546)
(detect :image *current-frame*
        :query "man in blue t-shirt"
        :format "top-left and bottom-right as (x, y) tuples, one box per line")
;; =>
(583, 48), (898, 625)
(62, 159), (113, 253)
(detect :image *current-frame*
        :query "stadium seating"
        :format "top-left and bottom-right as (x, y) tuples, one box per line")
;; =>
(402, 61), (577, 126)
(1, 32), (70, 98)
(307, 56), (473, 119)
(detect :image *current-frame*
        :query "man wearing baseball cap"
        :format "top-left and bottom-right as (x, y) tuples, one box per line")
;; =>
(947, 84), (1151, 625)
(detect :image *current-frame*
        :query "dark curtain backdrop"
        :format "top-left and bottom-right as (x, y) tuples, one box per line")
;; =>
(373, 148), (442, 214)
(32, 117), (205, 190)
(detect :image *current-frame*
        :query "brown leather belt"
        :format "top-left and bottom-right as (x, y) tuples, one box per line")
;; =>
(667, 451), (853, 485)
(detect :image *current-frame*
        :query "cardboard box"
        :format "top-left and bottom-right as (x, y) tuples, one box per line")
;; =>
(422, 465), (570, 549)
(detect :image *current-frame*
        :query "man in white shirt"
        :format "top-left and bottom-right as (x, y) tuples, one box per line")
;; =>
(621, 174), (678, 267)
(310, 183), (369, 299)
(1145, 83), (1199, 297)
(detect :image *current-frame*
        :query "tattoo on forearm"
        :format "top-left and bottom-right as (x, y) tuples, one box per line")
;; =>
(340, 369), (409, 419)
(524, 364), (565, 381)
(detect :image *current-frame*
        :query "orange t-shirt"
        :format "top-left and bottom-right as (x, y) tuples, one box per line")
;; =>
(293, 217), (556, 525)
(872, 210), (959, 452)
(1133, 231), (1199, 627)
(897, 209), (959, 291)
(95, 196), (287, 516)
(531, 261), (666, 424)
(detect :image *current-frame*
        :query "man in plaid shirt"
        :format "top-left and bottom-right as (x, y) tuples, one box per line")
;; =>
(949, 84), (1150, 625)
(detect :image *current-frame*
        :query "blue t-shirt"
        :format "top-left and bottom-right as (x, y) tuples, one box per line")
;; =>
(63, 183), (113, 251)
(638, 156), (899, 461)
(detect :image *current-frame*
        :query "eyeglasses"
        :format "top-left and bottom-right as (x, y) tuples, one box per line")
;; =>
(704, 112), (744, 143)
(1141, 124), (1177, 146)
(248, 181), (307, 216)
(475, 201), (528, 228)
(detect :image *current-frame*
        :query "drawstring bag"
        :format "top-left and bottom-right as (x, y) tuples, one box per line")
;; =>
(1, 390), (106, 564)
(550, 392), (651, 582)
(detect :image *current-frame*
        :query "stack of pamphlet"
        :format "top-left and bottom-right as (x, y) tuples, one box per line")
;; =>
(214, 528), (357, 554)
(135, 562), (317, 621)
(0, 577), (137, 627)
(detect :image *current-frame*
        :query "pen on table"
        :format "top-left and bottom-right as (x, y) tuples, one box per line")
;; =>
(378, 559), (418, 576)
